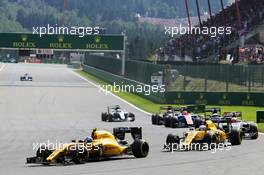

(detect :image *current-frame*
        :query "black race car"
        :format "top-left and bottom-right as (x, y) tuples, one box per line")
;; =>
(101, 105), (135, 122)
(151, 106), (175, 125)
(20, 73), (33, 81)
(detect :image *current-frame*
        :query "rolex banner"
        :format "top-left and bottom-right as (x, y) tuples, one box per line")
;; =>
(0, 33), (124, 51)
(165, 92), (264, 107)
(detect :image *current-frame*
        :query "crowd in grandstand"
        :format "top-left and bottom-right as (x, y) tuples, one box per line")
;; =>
(157, 0), (264, 63)
(239, 46), (264, 64)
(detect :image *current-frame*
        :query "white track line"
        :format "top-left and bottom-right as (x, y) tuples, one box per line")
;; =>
(69, 69), (151, 115)
(0, 64), (5, 72)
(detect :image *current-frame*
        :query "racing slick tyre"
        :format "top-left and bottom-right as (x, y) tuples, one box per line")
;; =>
(108, 115), (114, 122)
(165, 134), (180, 151)
(36, 145), (53, 165)
(101, 113), (107, 121)
(128, 113), (135, 122)
(70, 148), (88, 164)
(203, 132), (219, 149)
(249, 124), (258, 139)
(229, 129), (242, 145)
(171, 117), (178, 128)
(164, 117), (171, 128)
(156, 116), (163, 125)
(152, 115), (157, 125)
(132, 139), (149, 158)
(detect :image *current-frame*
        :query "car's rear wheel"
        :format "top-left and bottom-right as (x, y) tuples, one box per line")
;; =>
(164, 117), (171, 128)
(70, 148), (88, 164)
(129, 113), (135, 122)
(229, 129), (242, 145)
(101, 113), (107, 121)
(152, 115), (157, 125)
(36, 145), (53, 164)
(165, 134), (180, 151)
(249, 124), (258, 139)
(132, 139), (149, 158)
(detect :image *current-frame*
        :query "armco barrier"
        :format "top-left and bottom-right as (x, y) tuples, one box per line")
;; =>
(82, 64), (165, 103)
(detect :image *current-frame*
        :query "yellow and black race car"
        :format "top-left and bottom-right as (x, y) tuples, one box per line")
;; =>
(164, 120), (242, 151)
(26, 127), (149, 165)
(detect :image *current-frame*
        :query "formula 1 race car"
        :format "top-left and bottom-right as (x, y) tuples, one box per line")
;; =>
(152, 106), (204, 128)
(101, 105), (135, 122)
(20, 73), (33, 81)
(26, 127), (149, 165)
(164, 120), (242, 151)
(220, 112), (258, 139)
(163, 109), (204, 128)
(208, 109), (259, 140)
(151, 106), (175, 125)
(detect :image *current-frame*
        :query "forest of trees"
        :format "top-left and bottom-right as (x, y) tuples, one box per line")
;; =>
(0, 0), (229, 59)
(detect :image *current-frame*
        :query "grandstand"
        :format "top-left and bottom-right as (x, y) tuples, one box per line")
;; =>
(157, 0), (264, 63)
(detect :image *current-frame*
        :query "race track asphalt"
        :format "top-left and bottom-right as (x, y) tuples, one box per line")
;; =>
(0, 63), (263, 175)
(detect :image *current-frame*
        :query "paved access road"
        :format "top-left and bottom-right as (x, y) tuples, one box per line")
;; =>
(0, 63), (263, 175)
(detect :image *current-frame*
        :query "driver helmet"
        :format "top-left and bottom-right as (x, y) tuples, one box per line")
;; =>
(91, 128), (97, 139)
(231, 117), (238, 123)
(199, 125), (207, 131)
(182, 111), (188, 115)
(84, 137), (93, 143)
(167, 109), (173, 113)
(212, 109), (218, 114)
(115, 106), (121, 112)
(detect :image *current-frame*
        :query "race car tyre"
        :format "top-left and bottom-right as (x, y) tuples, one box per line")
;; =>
(101, 113), (107, 121)
(165, 134), (180, 151)
(132, 139), (149, 158)
(229, 129), (242, 145)
(249, 124), (258, 139)
(204, 132), (219, 149)
(171, 117), (178, 128)
(157, 116), (163, 125)
(166, 134), (180, 145)
(70, 148), (88, 164)
(108, 115), (114, 122)
(36, 145), (53, 164)
(129, 113), (135, 122)
(151, 115), (157, 125)
(164, 117), (171, 128)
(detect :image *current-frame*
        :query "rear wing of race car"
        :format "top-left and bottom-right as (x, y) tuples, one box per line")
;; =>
(113, 127), (142, 140)
(159, 106), (173, 110)
(205, 107), (221, 113)
(223, 111), (242, 119)
(174, 104), (206, 113)
(107, 105), (121, 113)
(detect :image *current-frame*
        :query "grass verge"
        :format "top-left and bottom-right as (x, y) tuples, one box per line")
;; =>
(76, 70), (264, 132)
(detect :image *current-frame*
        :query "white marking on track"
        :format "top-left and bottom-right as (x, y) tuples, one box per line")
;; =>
(0, 64), (5, 72)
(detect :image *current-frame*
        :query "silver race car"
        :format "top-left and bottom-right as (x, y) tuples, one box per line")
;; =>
(101, 105), (135, 122)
